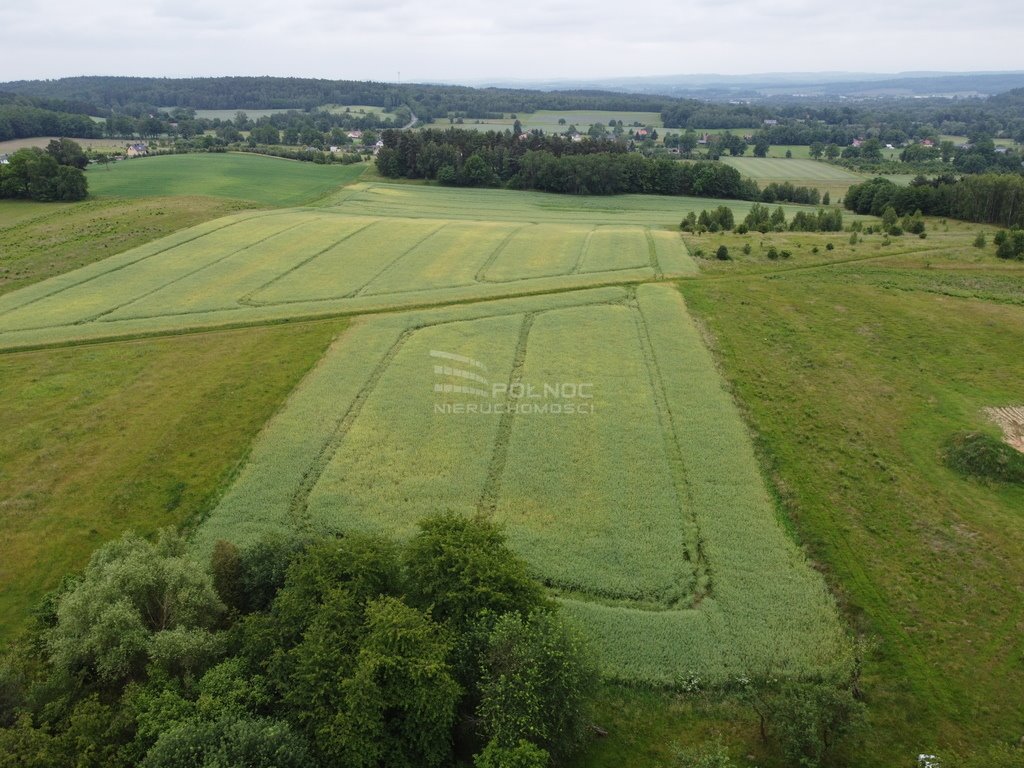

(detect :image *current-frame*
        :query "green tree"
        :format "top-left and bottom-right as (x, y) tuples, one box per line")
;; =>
(809, 142), (824, 159)
(460, 154), (497, 187)
(477, 611), (596, 763)
(973, 231), (987, 248)
(328, 597), (459, 768)
(753, 136), (770, 157)
(45, 138), (88, 169)
(46, 530), (224, 689)
(141, 715), (312, 768)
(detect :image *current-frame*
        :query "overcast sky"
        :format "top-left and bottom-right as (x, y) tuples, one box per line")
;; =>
(1, 0), (1021, 83)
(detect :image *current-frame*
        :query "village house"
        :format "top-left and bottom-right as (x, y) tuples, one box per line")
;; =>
(347, 130), (363, 140)
(762, 119), (778, 126)
(920, 138), (935, 148)
(0, 153), (9, 165)
(125, 143), (148, 158)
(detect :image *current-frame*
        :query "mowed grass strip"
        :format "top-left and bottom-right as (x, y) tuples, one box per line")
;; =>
(494, 303), (698, 605)
(87, 153), (366, 206)
(0, 318), (345, 641)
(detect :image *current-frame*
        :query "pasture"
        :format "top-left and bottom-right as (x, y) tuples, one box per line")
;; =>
(194, 284), (847, 684)
(86, 152), (367, 205)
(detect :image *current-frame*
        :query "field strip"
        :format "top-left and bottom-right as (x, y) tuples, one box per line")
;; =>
(354, 221), (456, 297)
(88, 219), (311, 323)
(235, 219), (379, 305)
(286, 328), (416, 531)
(630, 291), (707, 602)
(0, 267), (657, 353)
(476, 313), (536, 516)
(0, 210), (271, 319)
(473, 224), (531, 282)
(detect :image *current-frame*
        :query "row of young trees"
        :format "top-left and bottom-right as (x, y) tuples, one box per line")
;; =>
(845, 174), (1024, 229)
(0, 139), (89, 201)
(0, 516), (596, 768)
(682, 204), (843, 234)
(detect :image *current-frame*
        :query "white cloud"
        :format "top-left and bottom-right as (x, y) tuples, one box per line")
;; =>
(0, 0), (1020, 82)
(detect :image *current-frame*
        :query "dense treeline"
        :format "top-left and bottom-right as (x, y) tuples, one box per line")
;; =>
(0, 140), (88, 201)
(376, 128), (755, 198)
(0, 516), (597, 767)
(845, 174), (1024, 229)
(0, 76), (674, 123)
(0, 104), (102, 141)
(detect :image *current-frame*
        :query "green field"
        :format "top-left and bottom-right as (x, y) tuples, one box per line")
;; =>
(194, 284), (846, 684)
(439, 109), (663, 134)
(0, 318), (345, 641)
(86, 153), (367, 205)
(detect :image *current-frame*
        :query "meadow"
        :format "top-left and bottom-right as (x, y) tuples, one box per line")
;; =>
(85, 152), (367, 205)
(0, 317), (345, 641)
(194, 284), (847, 685)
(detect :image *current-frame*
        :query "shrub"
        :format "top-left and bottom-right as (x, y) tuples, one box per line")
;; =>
(742, 243), (752, 255)
(735, 223), (749, 235)
(766, 246), (779, 260)
(474, 739), (550, 768)
(944, 431), (1024, 484)
(715, 245), (730, 260)
(826, 242), (834, 251)
(973, 231), (986, 248)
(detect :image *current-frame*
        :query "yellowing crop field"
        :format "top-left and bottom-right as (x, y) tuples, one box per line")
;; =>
(194, 285), (847, 685)
(0, 201), (694, 351)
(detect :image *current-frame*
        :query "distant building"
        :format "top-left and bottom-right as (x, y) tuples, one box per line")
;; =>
(634, 128), (649, 138)
(373, 139), (384, 156)
(762, 119), (778, 126)
(346, 130), (363, 140)
(0, 153), (9, 165)
(125, 143), (148, 158)
(920, 138), (935, 148)
(851, 138), (864, 148)
(570, 132), (584, 142)
(697, 132), (711, 145)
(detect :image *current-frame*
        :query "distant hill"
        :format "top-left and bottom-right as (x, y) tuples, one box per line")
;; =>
(481, 72), (1024, 101)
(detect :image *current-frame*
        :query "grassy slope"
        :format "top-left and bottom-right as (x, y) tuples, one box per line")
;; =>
(679, 271), (1024, 762)
(0, 196), (260, 296)
(86, 153), (367, 206)
(0, 318), (346, 642)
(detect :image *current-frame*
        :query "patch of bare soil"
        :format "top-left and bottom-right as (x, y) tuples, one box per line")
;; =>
(985, 406), (1024, 453)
